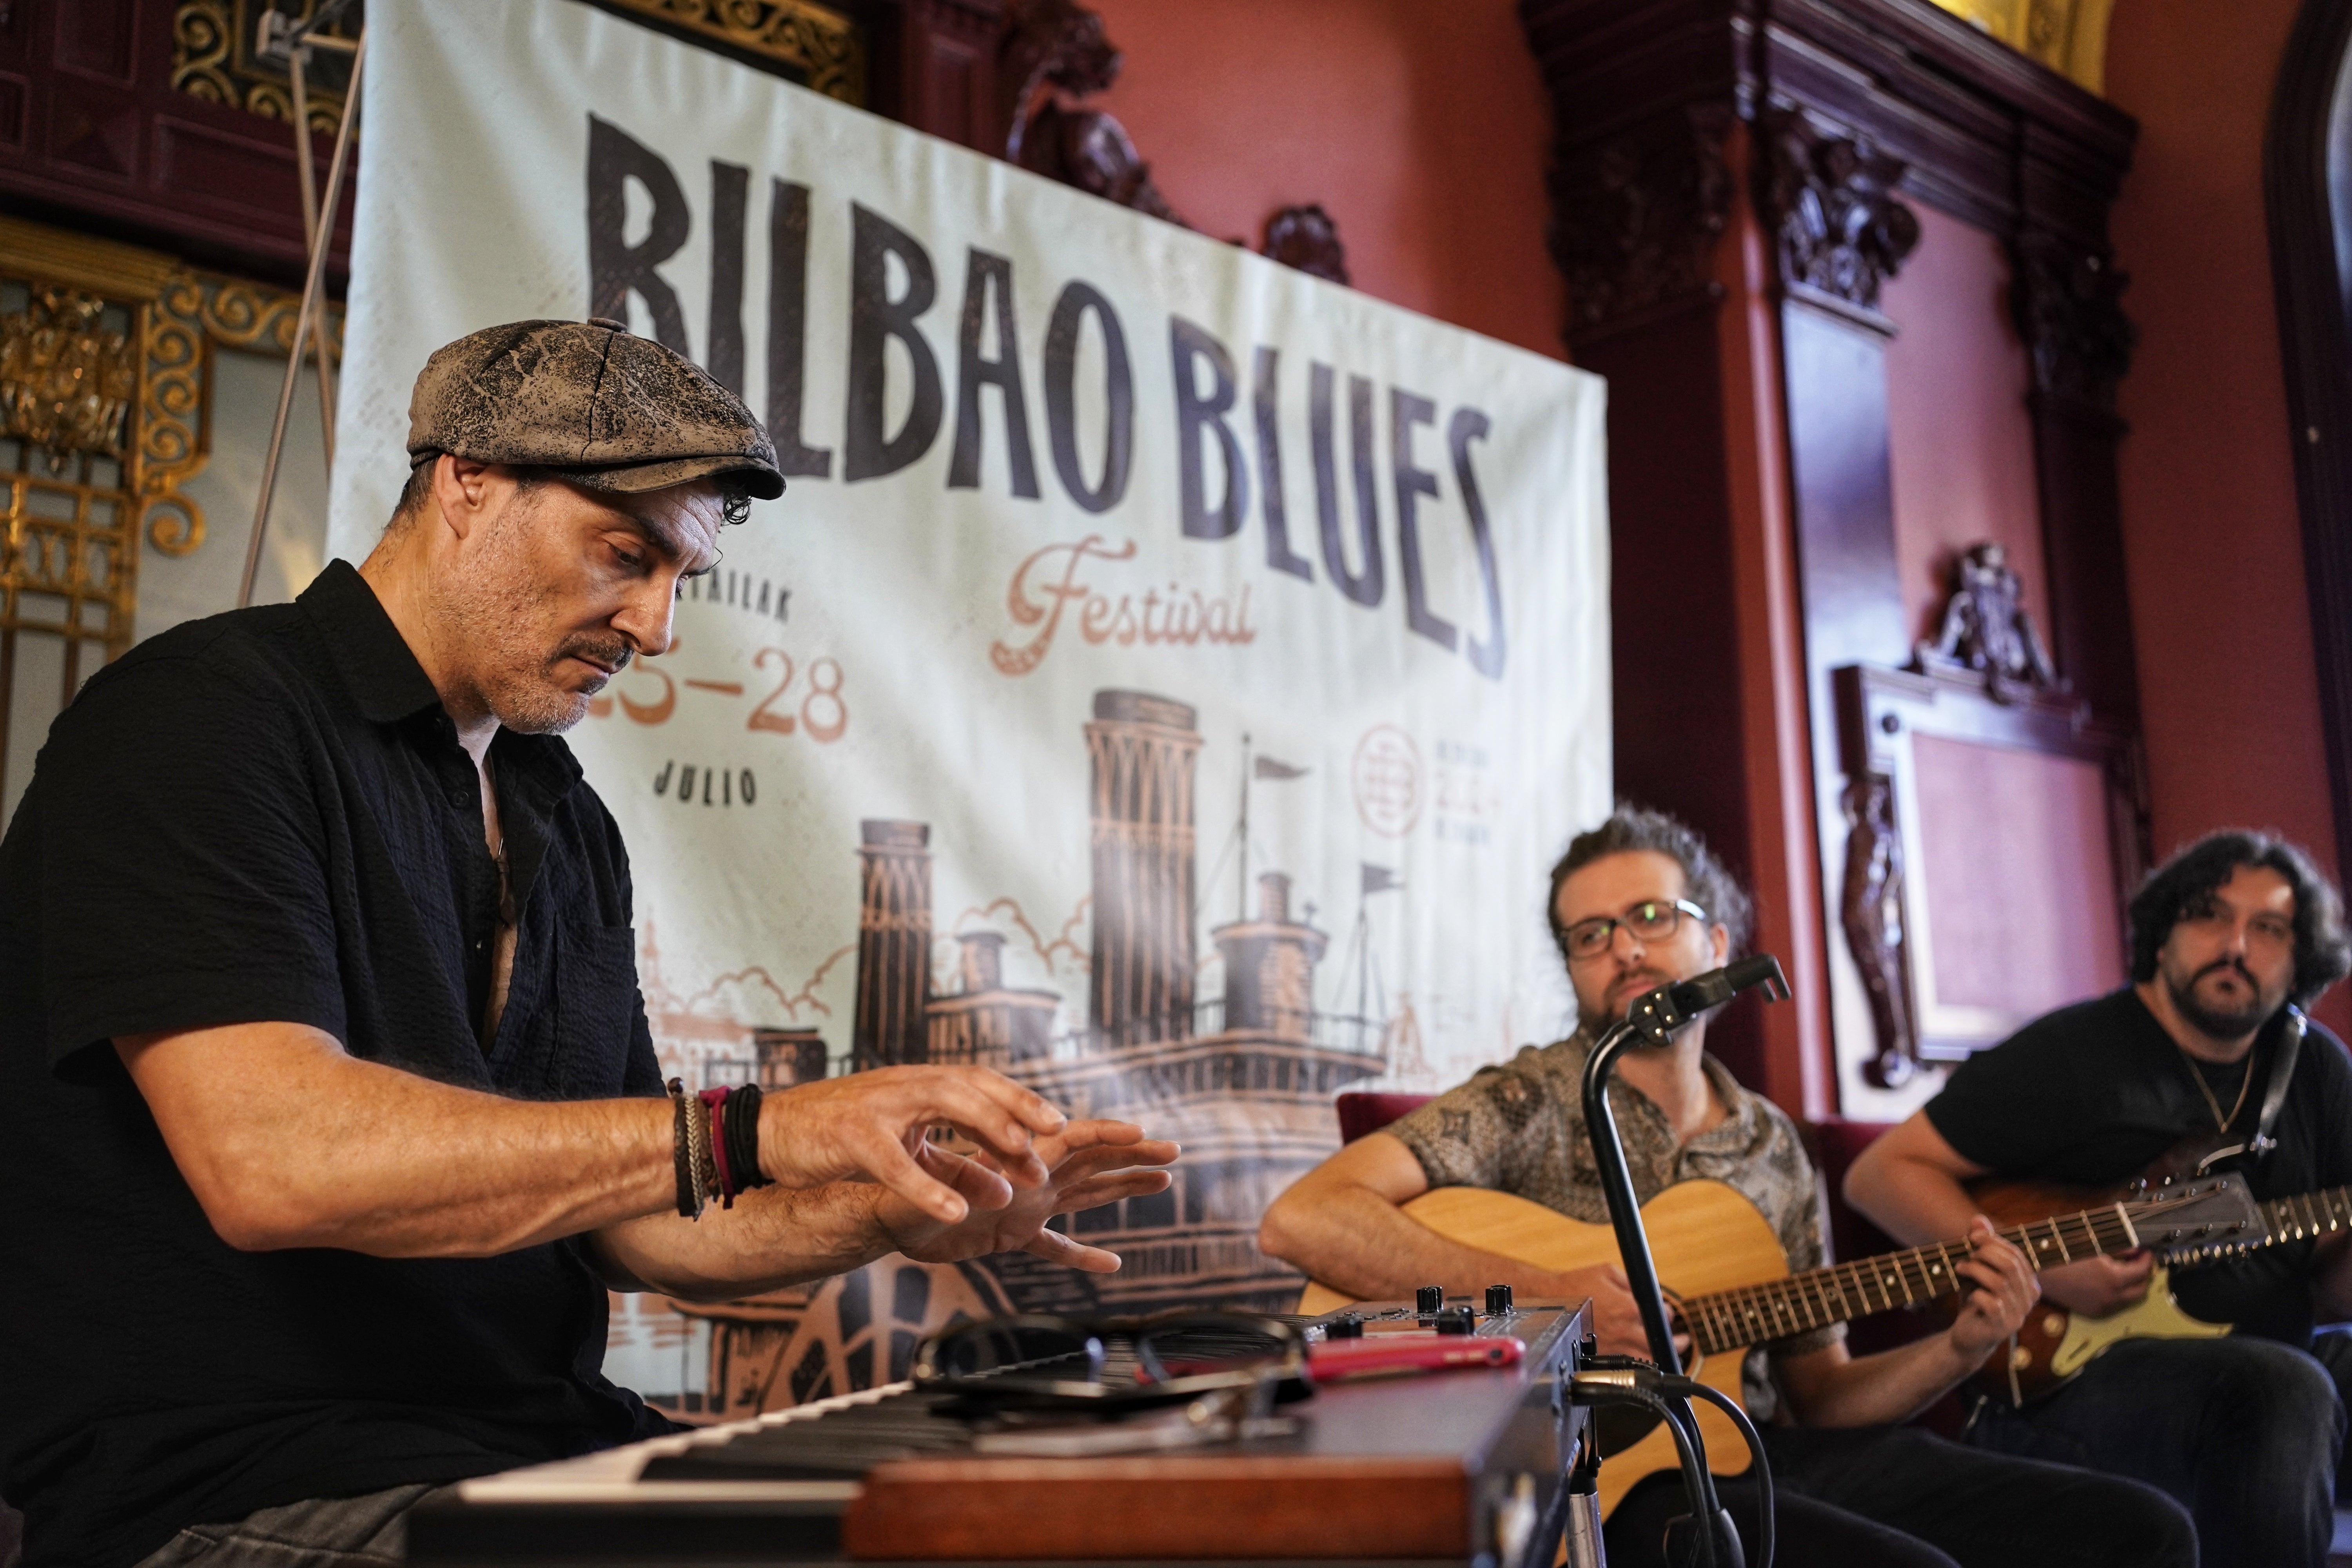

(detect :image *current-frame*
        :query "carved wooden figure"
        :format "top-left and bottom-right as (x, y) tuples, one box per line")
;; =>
(1839, 772), (1915, 1087)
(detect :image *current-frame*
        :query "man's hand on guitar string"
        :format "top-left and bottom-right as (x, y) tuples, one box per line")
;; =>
(1943, 1216), (2042, 1359)
(877, 1119), (1180, 1273)
(1548, 1262), (1687, 1360)
(2036, 1248), (2156, 1317)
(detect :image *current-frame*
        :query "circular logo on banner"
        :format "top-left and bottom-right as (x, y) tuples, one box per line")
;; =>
(1352, 725), (1424, 838)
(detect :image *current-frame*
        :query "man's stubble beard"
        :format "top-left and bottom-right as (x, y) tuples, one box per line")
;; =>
(439, 503), (629, 736)
(2163, 953), (2285, 1041)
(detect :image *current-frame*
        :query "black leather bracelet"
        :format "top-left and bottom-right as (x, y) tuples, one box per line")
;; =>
(727, 1084), (771, 1192)
(666, 1078), (701, 1219)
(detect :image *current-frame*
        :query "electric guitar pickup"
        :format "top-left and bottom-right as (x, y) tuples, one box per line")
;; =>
(1295, 1175), (2259, 1518)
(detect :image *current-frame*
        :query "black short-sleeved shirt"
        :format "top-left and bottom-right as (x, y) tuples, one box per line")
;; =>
(0, 561), (673, 1568)
(1926, 987), (2352, 1347)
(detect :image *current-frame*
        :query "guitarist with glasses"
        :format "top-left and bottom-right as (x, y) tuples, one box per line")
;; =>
(1259, 806), (2191, 1568)
(1847, 830), (2352, 1568)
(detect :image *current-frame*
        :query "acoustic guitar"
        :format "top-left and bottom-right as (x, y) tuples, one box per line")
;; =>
(1295, 1177), (2258, 1518)
(1966, 1174), (2352, 1406)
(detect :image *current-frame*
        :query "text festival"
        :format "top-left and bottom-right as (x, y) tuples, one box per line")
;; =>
(586, 117), (1509, 680)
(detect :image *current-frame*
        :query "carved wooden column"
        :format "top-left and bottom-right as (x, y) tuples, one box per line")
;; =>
(1523, 0), (2140, 1115)
(1526, 1), (1828, 1107)
(854, 0), (1007, 151)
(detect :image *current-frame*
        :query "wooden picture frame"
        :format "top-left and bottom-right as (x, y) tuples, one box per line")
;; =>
(1833, 662), (2147, 1085)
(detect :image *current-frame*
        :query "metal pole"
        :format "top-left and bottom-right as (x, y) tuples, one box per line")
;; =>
(286, 42), (336, 470)
(1579, 1018), (1686, 1373)
(1238, 733), (1251, 923)
(246, 27), (365, 608)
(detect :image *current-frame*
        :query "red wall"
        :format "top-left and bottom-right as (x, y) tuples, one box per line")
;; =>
(1084, 0), (1563, 362)
(2106, 0), (2352, 1037)
(1880, 203), (2046, 649)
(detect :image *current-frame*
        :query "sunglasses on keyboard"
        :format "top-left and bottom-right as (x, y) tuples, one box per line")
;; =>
(909, 1309), (1314, 1411)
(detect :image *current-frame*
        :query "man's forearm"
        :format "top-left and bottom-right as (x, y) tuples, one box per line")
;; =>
(1260, 1183), (1569, 1303)
(1788, 1334), (1979, 1428)
(1844, 1150), (1983, 1247)
(122, 1024), (678, 1256)
(594, 1183), (898, 1300)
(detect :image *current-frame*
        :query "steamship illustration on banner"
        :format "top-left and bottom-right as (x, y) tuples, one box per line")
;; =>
(630, 689), (1410, 1417)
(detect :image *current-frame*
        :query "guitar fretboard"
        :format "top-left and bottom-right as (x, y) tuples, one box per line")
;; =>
(1682, 1206), (2138, 1356)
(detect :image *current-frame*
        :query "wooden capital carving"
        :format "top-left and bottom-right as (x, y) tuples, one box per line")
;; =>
(998, 0), (1180, 224)
(2013, 229), (2137, 412)
(1548, 105), (1733, 344)
(1755, 104), (1920, 312)
(1262, 204), (1348, 286)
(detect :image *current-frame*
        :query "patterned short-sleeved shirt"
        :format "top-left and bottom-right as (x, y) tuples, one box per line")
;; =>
(1386, 1031), (1841, 1418)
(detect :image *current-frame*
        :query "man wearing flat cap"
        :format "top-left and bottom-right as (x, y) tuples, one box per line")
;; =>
(0, 320), (1177, 1568)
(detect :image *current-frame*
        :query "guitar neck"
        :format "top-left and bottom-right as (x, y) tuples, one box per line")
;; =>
(1682, 1205), (2138, 1356)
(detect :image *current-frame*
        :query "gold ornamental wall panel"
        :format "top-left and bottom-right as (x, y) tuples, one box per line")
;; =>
(0, 217), (338, 804)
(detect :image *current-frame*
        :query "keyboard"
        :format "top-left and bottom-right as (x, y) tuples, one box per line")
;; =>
(407, 1298), (1592, 1566)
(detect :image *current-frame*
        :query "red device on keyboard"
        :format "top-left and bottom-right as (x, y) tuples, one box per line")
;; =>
(1306, 1332), (1525, 1381)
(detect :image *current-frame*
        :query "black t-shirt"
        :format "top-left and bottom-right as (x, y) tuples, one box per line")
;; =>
(0, 563), (673, 1568)
(1926, 987), (2352, 1347)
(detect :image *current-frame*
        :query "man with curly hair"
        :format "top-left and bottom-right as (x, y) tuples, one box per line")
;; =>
(1261, 805), (2191, 1568)
(1848, 829), (2352, 1568)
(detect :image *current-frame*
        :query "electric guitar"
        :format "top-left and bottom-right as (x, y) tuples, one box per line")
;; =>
(1965, 1173), (2352, 1406)
(1294, 1176), (2259, 1519)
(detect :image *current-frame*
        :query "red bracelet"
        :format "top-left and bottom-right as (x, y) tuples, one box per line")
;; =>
(700, 1088), (736, 1208)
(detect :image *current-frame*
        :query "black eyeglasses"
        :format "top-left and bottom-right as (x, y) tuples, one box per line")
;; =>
(1559, 897), (1708, 960)
(910, 1309), (1311, 1411)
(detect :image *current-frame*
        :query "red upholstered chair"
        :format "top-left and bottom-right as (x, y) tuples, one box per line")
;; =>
(1336, 1091), (1434, 1145)
(1803, 1115), (1964, 1434)
(1806, 1116), (1905, 1269)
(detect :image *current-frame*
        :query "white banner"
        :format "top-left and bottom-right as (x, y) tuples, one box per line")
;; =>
(334, 0), (1609, 1408)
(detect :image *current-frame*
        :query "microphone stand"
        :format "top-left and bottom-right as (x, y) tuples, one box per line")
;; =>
(1579, 954), (1790, 1568)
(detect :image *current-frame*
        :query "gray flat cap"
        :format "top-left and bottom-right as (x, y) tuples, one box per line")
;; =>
(407, 318), (784, 501)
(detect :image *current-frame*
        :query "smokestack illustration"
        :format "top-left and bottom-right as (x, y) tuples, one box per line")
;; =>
(1213, 872), (1328, 1039)
(1086, 690), (1202, 1047)
(927, 932), (1059, 1068)
(853, 819), (931, 1069)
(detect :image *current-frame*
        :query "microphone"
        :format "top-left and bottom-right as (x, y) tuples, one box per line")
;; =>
(1625, 954), (1790, 1045)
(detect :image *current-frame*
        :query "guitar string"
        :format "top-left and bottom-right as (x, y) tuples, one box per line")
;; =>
(1686, 1206), (2138, 1352)
(1686, 1185), (2352, 1359)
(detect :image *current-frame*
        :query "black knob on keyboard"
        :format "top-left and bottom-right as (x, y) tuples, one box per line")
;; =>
(1435, 1305), (1476, 1335)
(1485, 1283), (1515, 1315)
(1325, 1312), (1364, 1339)
(1415, 1285), (1446, 1314)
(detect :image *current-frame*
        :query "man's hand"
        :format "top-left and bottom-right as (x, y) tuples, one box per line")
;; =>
(756, 1066), (1069, 1221)
(1943, 1217), (2042, 1361)
(2037, 1249), (2155, 1317)
(875, 1120), (1180, 1272)
(1546, 1263), (1653, 1358)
